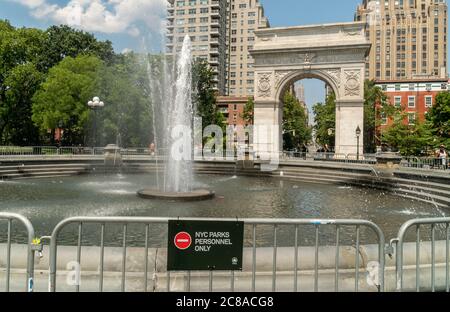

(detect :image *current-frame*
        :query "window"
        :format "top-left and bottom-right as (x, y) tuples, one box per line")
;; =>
(395, 84), (401, 91)
(394, 96), (402, 107)
(408, 113), (416, 125)
(380, 112), (387, 125)
(425, 96), (433, 107)
(408, 96), (415, 107)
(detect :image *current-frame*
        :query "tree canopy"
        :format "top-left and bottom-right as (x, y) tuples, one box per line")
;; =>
(0, 20), (117, 146)
(313, 92), (336, 149)
(32, 55), (102, 145)
(192, 59), (218, 129)
(426, 91), (450, 148)
(37, 25), (115, 72)
(94, 52), (153, 147)
(242, 97), (254, 125)
(381, 112), (433, 156)
(282, 91), (311, 150)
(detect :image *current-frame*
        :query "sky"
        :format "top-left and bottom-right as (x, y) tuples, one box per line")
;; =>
(0, 0), (373, 114)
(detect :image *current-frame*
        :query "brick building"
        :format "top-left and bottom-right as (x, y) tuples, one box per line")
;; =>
(375, 78), (449, 129)
(216, 96), (251, 127)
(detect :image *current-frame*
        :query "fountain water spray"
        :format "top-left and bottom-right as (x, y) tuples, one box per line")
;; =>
(138, 35), (214, 200)
(164, 35), (194, 193)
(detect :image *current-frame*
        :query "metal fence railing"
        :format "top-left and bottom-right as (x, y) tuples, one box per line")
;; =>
(281, 151), (377, 165)
(1, 146), (449, 169)
(401, 157), (448, 171)
(47, 217), (385, 292)
(0, 146), (105, 158)
(4, 213), (450, 292)
(391, 217), (450, 292)
(0, 213), (36, 292)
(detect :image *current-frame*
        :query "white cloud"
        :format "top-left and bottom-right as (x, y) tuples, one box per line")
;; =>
(9, 0), (167, 37)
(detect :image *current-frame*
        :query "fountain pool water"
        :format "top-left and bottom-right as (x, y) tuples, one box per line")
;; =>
(0, 173), (446, 246)
(138, 35), (214, 200)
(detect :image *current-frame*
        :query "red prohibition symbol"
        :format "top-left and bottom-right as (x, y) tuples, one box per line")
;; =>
(174, 232), (192, 250)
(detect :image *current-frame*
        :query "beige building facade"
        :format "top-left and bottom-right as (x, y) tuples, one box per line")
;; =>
(227, 0), (270, 96)
(355, 0), (448, 81)
(166, 0), (228, 93)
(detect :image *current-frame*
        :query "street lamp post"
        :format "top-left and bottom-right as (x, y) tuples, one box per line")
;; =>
(87, 97), (105, 149)
(356, 125), (361, 161)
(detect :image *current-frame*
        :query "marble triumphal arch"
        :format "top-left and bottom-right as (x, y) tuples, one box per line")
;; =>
(250, 22), (371, 157)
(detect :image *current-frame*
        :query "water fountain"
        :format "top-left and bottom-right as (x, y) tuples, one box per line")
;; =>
(137, 35), (214, 201)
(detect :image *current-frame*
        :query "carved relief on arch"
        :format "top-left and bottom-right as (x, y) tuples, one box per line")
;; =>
(257, 72), (273, 98)
(344, 69), (361, 97)
(274, 71), (291, 89)
(319, 69), (341, 90)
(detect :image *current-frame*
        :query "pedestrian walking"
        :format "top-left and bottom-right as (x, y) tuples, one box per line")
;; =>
(436, 145), (448, 169)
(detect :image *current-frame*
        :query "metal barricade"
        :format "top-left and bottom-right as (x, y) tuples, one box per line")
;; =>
(0, 213), (36, 292)
(48, 217), (385, 292)
(393, 217), (450, 292)
(401, 157), (448, 170)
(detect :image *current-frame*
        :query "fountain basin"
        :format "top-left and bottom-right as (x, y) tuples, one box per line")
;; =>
(137, 188), (215, 201)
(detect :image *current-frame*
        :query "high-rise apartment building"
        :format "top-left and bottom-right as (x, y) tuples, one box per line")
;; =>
(227, 0), (270, 96)
(166, 0), (228, 94)
(355, 0), (448, 81)
(166, 0), (269, 96)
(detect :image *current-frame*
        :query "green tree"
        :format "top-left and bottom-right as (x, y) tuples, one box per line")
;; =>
(37, 25), (115, 72)
(32, 55), (102, 145)
(382, 112), (433, 156)
(363, 80), (397, 153)
(0, 21), (119, 146)
(242, 97), (254, 124)
(282, 91), (311, 150)
(94, 52), (153, 147)
(0, 21), (46, 144)
(313, 92), (336, 149)
(2, 63), (43, 145)
(426, 91), (450, 148)
(192, 59), (217, 129)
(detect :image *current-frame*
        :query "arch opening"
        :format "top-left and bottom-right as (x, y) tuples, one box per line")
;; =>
(277, 73), (336, 154)
(276, 70), (340, 102)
